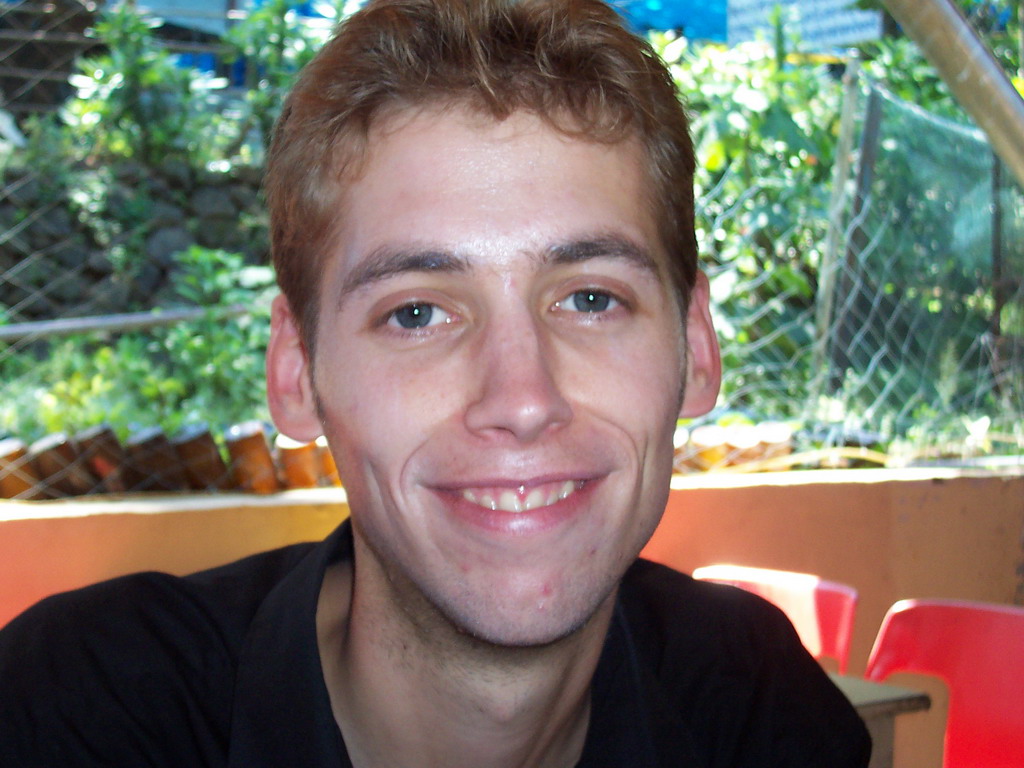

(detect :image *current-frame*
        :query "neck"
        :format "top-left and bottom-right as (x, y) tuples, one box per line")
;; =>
(316, 546), (615, 768)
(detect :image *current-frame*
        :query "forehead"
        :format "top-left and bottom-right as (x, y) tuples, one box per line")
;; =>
(328, 106), (670, 280)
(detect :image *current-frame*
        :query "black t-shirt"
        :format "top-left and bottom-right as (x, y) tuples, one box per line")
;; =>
(0, 522), (870, 767)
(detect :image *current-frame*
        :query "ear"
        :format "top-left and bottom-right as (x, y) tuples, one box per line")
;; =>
(266, 293), (323, 442)
(679, 270), (722, 418)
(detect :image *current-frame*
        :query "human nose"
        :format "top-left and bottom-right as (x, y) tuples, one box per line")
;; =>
(463, 316), (572, 443)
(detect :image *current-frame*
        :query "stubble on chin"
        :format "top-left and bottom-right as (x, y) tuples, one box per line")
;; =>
(349, 517), (621, 671)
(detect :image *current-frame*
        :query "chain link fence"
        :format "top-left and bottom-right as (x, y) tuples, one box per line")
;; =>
(818, 80), (1022, 462)
(1, 6), (1022, 498)
(0, 0), (97, 118)
(697, 73), (1022, 470)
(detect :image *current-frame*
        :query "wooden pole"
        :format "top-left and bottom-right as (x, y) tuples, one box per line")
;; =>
(881, 0), (1024, 188)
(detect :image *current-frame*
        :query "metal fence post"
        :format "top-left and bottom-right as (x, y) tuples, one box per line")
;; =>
(811, 57), (861, 415)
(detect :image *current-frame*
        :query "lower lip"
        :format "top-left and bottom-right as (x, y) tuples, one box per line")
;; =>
(435, 480), (600, 537)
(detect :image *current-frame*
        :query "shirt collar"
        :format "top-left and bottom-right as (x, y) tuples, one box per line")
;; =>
(580, 599), (700, 767)
(224, 522), (683, 767)
(227, 522), (352, 768)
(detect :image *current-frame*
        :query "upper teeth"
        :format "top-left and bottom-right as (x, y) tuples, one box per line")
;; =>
(462, 480), (577, 513)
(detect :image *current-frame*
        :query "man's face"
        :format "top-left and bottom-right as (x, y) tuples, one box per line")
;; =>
(269, 107), (719, 647)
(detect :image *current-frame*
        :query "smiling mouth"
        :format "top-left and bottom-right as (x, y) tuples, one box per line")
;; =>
(461, 480), (581, 513)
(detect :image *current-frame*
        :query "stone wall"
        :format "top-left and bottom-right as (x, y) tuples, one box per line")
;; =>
(0, 159), (268, 322)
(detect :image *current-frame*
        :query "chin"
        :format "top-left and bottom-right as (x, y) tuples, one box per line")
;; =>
(437, 580), (618, 650)
(457, 616), (586, 650)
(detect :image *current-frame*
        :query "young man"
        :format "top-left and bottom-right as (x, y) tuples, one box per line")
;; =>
(0, 1), (870, 765)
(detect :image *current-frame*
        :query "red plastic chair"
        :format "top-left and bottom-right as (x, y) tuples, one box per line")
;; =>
(692, 563), (858, 674)
(865, 598), (1024, 768)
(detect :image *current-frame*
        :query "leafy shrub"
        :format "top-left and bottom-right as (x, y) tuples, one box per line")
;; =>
(64, 5), (200, 165)
(2, 5), (1019, 462)
(0, 248), (274, 443)
(654, 33), (842, 419)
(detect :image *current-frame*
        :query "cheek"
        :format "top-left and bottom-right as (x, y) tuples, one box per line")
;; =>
(313, 355), (459, 464)
(565, 333), (683, 423)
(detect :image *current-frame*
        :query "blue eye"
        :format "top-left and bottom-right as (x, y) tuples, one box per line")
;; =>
(387, 303), (451, 329)
(391, 303), (433, 328)
(566, 290), (614, 313)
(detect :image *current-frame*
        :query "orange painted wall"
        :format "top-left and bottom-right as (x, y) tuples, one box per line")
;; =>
(0, 489), (348, 630)
(2, 469), (1021, 768)
(641, 468), (1024, 768)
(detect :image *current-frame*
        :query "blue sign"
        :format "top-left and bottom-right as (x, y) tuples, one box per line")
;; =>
(727, 0), (881, 48)
(615, 0), (728, 41)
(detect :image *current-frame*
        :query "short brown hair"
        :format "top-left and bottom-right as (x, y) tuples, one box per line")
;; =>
(266, 0), (696, 352)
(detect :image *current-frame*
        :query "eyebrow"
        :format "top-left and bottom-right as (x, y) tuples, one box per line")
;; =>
(335, 233), (660, 307)
(336, 248), (471, 306)
(545, 234), (660, 274)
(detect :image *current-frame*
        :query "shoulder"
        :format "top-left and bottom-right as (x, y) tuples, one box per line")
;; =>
(0, 541), (318, 767)
(618, 559), (808, 696)
(1, 540), (319, 666)
(619, 559), (871, 768)
(620, 558), (798, 659)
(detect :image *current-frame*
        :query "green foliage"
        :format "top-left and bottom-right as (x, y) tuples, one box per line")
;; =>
(172, 246), (275, 306)
(3, 4), (1019, 461)
(654, 33), (841, 417)
(857, 38), (958, 116)
(0, 248), (273, 442)
(654, 30), (1022, 454)
(63, 5), (199, 165)
(0, 4), (300, 443)
(16, 114), (74, 187)
(854, 0), (1022, 112)
(224, 0), (349, 153)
